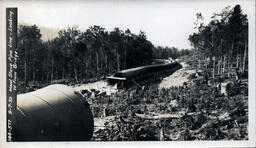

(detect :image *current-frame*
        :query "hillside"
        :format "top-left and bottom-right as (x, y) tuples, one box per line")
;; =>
(85, 55), (248, 141)
(18, 23), (59, 41)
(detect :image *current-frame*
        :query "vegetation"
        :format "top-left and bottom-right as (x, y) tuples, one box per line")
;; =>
(188, 5), (248, 78)
(89, 4), (248, 141)
(153, 46), (190, 60)
(16, 4), (248, 141)
(90, 55), (248, 141)
(91, 88), (248, 141)
(17, 25), (190, 90)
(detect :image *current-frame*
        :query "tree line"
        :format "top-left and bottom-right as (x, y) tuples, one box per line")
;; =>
(154, 46), (190, 60)
(188, 5), (248, 78)
(17, 25), (190, 86)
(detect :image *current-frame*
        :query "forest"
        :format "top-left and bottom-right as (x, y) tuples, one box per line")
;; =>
(17, 24), (190, 88)
(89, 5), (249, 141)
(188, 5), (248, 77)
(15, 4), (249, 141)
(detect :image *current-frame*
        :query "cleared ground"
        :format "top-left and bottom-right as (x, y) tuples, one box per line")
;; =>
(87, 56), (248, 141)
(158, 61), (195, 89)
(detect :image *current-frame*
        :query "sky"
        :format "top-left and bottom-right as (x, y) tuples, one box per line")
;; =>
(4, 0), (253, 49)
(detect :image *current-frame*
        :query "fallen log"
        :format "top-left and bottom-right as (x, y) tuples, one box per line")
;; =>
(191, 117), (233, 135)
(134, 111), (203, 120)
(135, 113), (183, 120)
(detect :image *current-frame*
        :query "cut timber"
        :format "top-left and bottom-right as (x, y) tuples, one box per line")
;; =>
(135, 113), (183, 120)
(135, 111), (202, 120)
(131, 80), (142, 89)
(191, 117), (233, 135)
(159, 127), (165, 141)
(191, 112), (232, 135)
(220, 82), (229, 96)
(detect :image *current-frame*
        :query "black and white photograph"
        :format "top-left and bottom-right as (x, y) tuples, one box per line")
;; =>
(0, 0), (255, 147)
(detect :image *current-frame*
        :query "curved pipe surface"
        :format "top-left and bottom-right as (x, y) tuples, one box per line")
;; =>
(14, 84), (94, 141)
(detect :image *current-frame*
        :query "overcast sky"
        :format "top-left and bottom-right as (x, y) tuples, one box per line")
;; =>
(4, 0), (252, 49)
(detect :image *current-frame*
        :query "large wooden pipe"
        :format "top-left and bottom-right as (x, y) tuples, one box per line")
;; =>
(14, 84), (94, 141)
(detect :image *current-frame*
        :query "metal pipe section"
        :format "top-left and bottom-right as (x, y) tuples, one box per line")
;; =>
(14, 84), (94, 141)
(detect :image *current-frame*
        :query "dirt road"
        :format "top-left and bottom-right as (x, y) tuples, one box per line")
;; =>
(158, 61), (195, 89)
